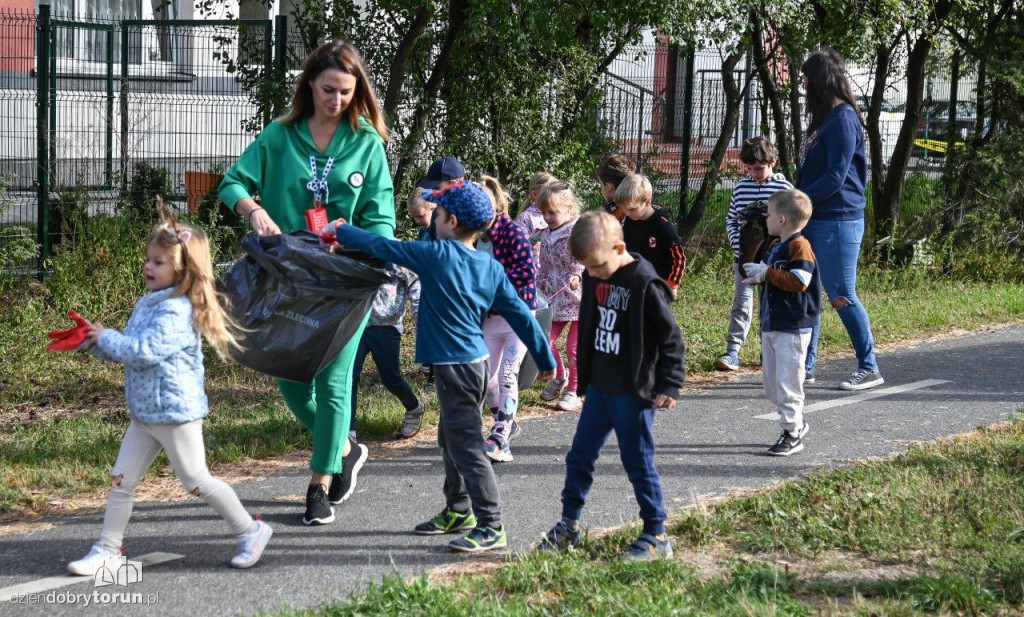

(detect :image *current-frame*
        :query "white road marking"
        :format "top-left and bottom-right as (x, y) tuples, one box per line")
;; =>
(754, 379), (951, 421)
(1, 552), (184, 602)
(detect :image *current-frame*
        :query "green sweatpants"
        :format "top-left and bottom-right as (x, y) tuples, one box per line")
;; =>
(278, 313), (370, 475)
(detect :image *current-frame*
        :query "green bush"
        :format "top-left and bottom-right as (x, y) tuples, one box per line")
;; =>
(119, 162), (170, 223)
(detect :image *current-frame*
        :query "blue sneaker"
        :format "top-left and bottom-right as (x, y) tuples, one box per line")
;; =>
(536, 519), (582, 552)
(714, 350), (740, 371)
(508, 420), (523, 441)
(626, 533), (673, 560)
(449, 525), (507, 553)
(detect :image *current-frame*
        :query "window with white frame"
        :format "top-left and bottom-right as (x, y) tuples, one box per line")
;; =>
(42, 0), (181, 66)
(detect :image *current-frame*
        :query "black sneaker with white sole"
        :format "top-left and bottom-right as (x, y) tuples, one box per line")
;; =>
(839, 369), (884, 391)
(767, 422), (809, 457)
(328, 441), (369, 505)
(302, 483), (335, 525)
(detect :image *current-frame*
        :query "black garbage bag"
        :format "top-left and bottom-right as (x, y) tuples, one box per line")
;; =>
(518, 291), (553, 389)
(218, 231), (389, 383)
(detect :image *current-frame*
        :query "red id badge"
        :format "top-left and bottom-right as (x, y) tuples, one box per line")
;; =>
(305, 205), (329, 233)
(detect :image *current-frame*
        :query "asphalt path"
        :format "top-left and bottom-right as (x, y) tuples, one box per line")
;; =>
(2, 325), (1022, 616)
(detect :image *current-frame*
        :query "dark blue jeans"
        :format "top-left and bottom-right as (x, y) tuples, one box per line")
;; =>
(803, 218), (879, 373)
(350, 326), (420, 432)
(561, 386), (666, 535)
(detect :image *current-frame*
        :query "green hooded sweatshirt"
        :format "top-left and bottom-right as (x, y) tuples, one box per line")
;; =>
(220, 116), (395, 238)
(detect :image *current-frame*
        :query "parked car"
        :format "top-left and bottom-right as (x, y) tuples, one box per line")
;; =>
(917, 100), (978, 141)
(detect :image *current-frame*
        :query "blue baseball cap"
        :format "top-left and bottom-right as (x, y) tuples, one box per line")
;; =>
(417, 156), (466, 189)
(429, 182), (494, 231)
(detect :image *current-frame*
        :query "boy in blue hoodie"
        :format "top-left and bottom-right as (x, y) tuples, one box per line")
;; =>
(321, 182), (555, 553)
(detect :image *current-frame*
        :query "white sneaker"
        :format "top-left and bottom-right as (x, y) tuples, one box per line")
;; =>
(540, 377), (567, 401)
(67, 542), (121, 576)
(556, 391), (582, 412)
(231, 519), (273, 569)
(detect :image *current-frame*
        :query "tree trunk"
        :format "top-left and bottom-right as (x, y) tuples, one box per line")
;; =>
(867, 41), (894, 236)
(392, 0), (472, 193)
(876, 0), (954, 238)
(786, 49), (803, 178)
(382, 3), (436, 122)
(678, 50), (744, 244)
(750, 10), (793, 175)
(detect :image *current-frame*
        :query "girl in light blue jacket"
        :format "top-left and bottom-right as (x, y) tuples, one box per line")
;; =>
(67, 217), (272, 576)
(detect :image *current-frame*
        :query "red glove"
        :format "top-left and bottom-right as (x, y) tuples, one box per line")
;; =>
(319, 217), (346, 246)
(46, 311), (91, 352)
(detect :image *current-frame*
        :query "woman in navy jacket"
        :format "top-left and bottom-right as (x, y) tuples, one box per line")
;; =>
(798, 48), (884, 392)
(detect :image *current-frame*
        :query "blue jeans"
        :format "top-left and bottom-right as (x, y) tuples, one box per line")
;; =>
(803, 218), (879, 373)
(560, 387), (666, 535)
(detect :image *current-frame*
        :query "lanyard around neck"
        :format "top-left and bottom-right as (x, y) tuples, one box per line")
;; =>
(307, 156), (334, 208)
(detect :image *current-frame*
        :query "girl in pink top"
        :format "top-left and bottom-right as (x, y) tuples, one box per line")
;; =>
(535, 182), (585, 412)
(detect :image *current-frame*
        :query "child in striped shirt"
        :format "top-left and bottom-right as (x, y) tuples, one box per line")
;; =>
(714, 137), (793, 373)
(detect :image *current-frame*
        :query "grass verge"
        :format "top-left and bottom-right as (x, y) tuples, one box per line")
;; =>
(264, 412), (1024, 616)
(2, 253), (1023, 516)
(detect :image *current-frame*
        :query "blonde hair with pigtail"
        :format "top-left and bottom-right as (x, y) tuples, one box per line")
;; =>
(527, 172), (557, 198)
(151, 201), (241, 360)
(478, 175), (511, 216)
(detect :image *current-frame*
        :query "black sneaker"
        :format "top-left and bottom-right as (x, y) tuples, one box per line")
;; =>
(328, 440), (369, 505)
(804, 371), (815, 384)
(767, 422), (809, 457)
(302, 483), (335, 525)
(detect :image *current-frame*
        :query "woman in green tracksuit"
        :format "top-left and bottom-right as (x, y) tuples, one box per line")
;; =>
(220, 41), (395, 526)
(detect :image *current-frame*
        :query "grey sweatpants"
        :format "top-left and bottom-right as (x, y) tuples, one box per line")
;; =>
(761, 331), (812, 435)
(434, 361), (502, 528)
(99, 419), (253, 551)
(726, 262), (757, 351)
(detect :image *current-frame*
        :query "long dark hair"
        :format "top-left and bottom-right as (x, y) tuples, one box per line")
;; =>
(282, 41), (389, 142)
(801, 48), (863, 132)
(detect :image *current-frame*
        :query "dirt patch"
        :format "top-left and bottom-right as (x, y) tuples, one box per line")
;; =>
(427, 558), (507, 586)
(0, 521), (54, 537)
(0, 450), (310, 530)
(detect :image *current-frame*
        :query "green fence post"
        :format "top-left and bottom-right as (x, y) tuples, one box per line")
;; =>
(677, 49), (695, 223)
(105, 27), (114, 187)
(263, 18), (273, 126)
(120, 22), (130, 192)
(35, 3), (51, 275)
(274, 15), (287, 118)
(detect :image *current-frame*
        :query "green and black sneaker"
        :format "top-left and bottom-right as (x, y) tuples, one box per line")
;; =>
(449, 524), (508, 553)
(414, 507), (477, 535)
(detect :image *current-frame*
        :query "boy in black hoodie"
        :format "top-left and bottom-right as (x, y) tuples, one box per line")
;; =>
(537, 211), (686, 560)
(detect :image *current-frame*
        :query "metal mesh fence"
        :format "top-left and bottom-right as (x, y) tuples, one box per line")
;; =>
(599, 42), (978, 241)
(0, 10), (982, 268)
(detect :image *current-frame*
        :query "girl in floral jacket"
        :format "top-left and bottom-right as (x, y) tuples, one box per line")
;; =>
(536, 182), (585, 412)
